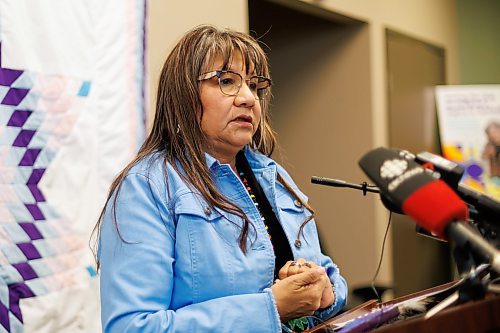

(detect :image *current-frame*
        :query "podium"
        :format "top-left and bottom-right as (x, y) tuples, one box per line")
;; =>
(305, 281), (500, 333)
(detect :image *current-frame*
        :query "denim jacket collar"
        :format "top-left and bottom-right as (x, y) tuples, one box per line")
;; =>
(204, 146), (276, 173)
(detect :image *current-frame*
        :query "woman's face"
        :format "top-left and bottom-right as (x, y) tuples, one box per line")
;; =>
(199, 52), (262, 161)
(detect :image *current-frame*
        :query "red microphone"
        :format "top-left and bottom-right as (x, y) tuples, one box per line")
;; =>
(359, 147), (500, 274)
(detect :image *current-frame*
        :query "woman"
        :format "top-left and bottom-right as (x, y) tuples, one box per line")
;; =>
(94, 25), (347, 332)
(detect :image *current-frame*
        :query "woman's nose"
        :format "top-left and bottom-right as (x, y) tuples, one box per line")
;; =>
(234, 81), (256, 107)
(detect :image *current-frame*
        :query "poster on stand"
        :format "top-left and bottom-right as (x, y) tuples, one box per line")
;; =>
(435, 85), (500, 200)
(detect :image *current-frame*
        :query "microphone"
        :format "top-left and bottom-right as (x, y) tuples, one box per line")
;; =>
(456, 184), (500, 226)
(359, 147), (500, 274)
(311, 176), (403, 214)
(311, 176), (380, 193)
(415, 151), (500, 225)
(415, 151), (464, 188)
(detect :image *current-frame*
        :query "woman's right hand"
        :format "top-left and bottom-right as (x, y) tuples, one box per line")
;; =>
(279, 259), (334, 309)
(271, 267), (328, 322)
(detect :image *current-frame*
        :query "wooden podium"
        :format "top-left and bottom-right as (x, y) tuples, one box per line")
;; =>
(305, 282), (500, 333)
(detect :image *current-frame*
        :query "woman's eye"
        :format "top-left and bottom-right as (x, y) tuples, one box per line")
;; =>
(248, 82), (258, 91)
(220, 78), (235, 86)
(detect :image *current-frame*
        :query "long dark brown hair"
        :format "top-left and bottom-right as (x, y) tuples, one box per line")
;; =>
(91, 25), (314, 267)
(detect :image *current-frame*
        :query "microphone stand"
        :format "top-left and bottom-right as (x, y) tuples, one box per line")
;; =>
(426, 221), (500, 319)
(424, 263), (490, 319)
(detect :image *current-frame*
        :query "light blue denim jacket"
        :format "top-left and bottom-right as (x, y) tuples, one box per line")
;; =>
(98, 147), (347, 332)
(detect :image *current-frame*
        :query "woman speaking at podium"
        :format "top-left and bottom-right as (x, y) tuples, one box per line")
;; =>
(93, 25), (347, 332)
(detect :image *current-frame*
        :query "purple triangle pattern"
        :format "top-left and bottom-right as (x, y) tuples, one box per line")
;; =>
(7, 110), (32, 127)
(2, 87), (29, 106)
(0, 53), (91, 332)
(0, 68), (23, 86)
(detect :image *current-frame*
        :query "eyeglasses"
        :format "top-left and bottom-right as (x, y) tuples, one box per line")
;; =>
(197, 70), (272, 100)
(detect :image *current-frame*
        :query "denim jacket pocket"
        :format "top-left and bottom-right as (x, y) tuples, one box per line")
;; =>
(175, 191), (243, 248)
(278, 194), (310, 242)
(278, 192), (308, 217)
(277, 191), (320, 261)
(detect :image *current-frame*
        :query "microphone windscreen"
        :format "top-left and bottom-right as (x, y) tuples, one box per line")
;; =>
(359, 147), (434, 207)
(402, 180), (468, 238)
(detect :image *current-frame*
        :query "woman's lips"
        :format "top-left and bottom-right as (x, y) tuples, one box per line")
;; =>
(231, 115), (253, 126)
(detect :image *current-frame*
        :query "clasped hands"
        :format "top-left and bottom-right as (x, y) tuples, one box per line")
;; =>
(271, 259), (334, 323)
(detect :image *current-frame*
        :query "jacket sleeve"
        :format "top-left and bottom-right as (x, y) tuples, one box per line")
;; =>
(314, 252), (348, 320)
(98, 172), (282, 333)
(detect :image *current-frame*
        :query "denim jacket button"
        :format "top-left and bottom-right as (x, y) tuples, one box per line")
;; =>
(203, 206), (212, 215)
(294, 239), (302, 248)
(293, 199), (302, 208)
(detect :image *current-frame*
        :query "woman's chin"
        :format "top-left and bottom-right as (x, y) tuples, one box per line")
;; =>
(229, 135), (253, 148)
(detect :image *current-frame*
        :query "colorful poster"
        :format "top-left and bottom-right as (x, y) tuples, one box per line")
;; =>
(435, 85), (500, 199)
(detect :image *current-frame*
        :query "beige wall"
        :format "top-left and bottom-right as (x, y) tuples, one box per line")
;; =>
(147, 0), (460, 295)
(297, 0), (460, 141)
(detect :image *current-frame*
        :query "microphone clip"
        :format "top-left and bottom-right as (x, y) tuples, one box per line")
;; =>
(361, 181), (369, 196)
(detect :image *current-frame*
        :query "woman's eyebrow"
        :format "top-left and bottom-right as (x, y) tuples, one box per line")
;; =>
(226, 67), (257, 78)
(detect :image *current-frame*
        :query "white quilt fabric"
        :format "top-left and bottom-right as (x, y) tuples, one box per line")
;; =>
(0, 1), (147, 332)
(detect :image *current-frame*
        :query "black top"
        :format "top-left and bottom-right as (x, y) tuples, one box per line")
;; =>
(235, 151), (294, 278)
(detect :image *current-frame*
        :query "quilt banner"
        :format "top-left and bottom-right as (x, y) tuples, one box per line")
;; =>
(0, 0), (147, 332)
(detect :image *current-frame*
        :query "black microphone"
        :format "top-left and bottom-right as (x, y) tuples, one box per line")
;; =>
(457, 184), (500, 225)
(415, 151), (464, 188)
(358, 147), (500, 274)
(311, 176), (403, 214)
(311, 176), (380, 193)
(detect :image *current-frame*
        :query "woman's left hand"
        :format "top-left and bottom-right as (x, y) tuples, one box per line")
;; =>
(278, 259), (334, 309)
